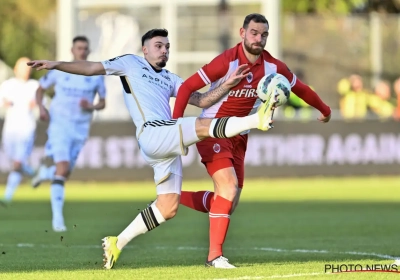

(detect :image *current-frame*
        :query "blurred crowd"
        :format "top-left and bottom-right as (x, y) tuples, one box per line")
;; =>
(282, 73), (400, 121)
(337, 75), (400, 120)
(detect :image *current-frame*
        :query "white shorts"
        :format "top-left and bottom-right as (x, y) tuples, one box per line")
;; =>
(46, 121), (87, 170)
(2, 131), (35, 163)
(138, 117), (198, 186)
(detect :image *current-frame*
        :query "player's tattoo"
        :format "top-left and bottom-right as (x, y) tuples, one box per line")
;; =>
(188, 85), (229, 108)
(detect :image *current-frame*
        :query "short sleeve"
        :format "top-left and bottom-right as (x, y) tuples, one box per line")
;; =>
(96, 76), (106, 98)
(39, 70), (58, 89)
(276, 60), (297, 88)
(171, 74), (184, 97)
(101, 54), (135, 76)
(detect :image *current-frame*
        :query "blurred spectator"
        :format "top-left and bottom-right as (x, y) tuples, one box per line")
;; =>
(369, 80), (395, 119)
(283, 70), (312, 120)
(217, 0), (231, 52)
(337, 74), (370, 120)
(393, 78), (400, 120)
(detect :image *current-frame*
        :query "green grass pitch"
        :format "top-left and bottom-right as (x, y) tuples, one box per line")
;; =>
(0, 177), (399, 279)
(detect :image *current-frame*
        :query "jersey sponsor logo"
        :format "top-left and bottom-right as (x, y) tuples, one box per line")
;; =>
(228, 88), (257, 98)
(141, 74), (172, 90)
(161, 74), (171, 81)
(246, 72), (253, 83)
(142, 67), (150, 72)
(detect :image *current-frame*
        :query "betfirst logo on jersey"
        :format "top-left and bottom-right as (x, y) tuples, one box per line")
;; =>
(228, 88), (257, 98)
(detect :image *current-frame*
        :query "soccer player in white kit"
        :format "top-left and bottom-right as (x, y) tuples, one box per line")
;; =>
(32, 36), (106, 232)
(28, 29), (278, 268)
(0, 57), (39, 205)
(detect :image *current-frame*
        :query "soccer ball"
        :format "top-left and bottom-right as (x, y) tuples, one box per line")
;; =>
(256, 73), (291, 107)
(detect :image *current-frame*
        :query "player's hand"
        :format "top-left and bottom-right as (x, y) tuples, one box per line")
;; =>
(223, 64), (251, 89)
(27, 60), (59, 71)
(39, 106), (50, 121)
(80, 99), (93, 111)
(318, 113), (331, 123)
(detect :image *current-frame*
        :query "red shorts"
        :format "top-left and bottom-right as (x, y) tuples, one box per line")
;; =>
(196, 134), (248, 188)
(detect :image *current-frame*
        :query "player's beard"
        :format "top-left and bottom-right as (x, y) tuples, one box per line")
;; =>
(156, 61), (167, 68)
(243, 38), (264, 55)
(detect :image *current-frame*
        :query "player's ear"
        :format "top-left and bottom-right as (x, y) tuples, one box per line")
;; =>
(239, 27), (246, 40)
(142, 45), (147, 55)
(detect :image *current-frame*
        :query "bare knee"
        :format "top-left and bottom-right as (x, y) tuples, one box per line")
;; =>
(212, 167), (239, 201)
(55, 161), (70, 178)
(195, 118), (213, 139)
(155, 193), (180, 220)
(12, 161), (22, 172)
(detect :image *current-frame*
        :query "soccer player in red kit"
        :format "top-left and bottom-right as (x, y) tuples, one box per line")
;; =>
(173, 13), (331, 268)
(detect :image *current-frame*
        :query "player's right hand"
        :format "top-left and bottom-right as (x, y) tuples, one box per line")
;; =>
(27, 60), (59, 71)
(223, 64), (251, 88)
(39, 106), (50, 122)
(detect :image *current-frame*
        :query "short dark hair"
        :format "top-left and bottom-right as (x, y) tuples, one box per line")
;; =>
(141, 29), (168, 46)
(243, 13), (269, 29)
(73, 35), (89, 44)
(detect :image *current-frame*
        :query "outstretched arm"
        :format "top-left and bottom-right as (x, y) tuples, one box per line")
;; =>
(28, 60), (105, 76)
(188, 64), (250, 108)
(278, 62), (331, 122)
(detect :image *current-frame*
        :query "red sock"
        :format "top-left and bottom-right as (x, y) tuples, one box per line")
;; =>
(208, 196), (233, 261)
(180, 191), (214, 213)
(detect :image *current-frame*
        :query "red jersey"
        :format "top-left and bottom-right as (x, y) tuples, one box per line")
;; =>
(173, 42), (330, 119)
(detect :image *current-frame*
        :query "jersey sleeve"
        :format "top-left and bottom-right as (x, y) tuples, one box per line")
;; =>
(96, 76), (106, 98)
(172, 53), (229, 118)
(39, 70), (58, 89)
(171, 75), (184, 98)
(101, 54), (135, 76)
(277, 61), (331, 116)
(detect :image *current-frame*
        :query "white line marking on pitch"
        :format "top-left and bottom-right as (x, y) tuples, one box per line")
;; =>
(0, 243), (398, 260)
(213, 272), (329, 280)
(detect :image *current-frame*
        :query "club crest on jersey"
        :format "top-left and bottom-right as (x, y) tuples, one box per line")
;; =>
(246, 72), (253, 83)
(213, 143), (221, 153)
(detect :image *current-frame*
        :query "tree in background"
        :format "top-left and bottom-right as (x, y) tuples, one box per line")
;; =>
(282, 0), (400, 14)
(0, 0), (56, 80)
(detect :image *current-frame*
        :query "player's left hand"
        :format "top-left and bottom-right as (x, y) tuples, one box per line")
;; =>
(318, 113), (331, 123)
(27, 60), (59, 71)
(80, 99), (93, 111)
(223, 64), (251, 89)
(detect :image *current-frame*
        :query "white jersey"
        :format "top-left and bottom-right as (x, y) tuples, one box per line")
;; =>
(101, 54), (183, 138)
(39, 69), (106, 124)
(0, 78), (39, 136)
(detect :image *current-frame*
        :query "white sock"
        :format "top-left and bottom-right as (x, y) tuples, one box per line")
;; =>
(116, 204), (166, 250)
(4, 171), (22, 201)
(51, 175), (65, 223)
(209, 115), (259, 138)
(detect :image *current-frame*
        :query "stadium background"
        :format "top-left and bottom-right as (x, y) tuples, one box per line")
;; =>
(1, 0), (400, 181)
